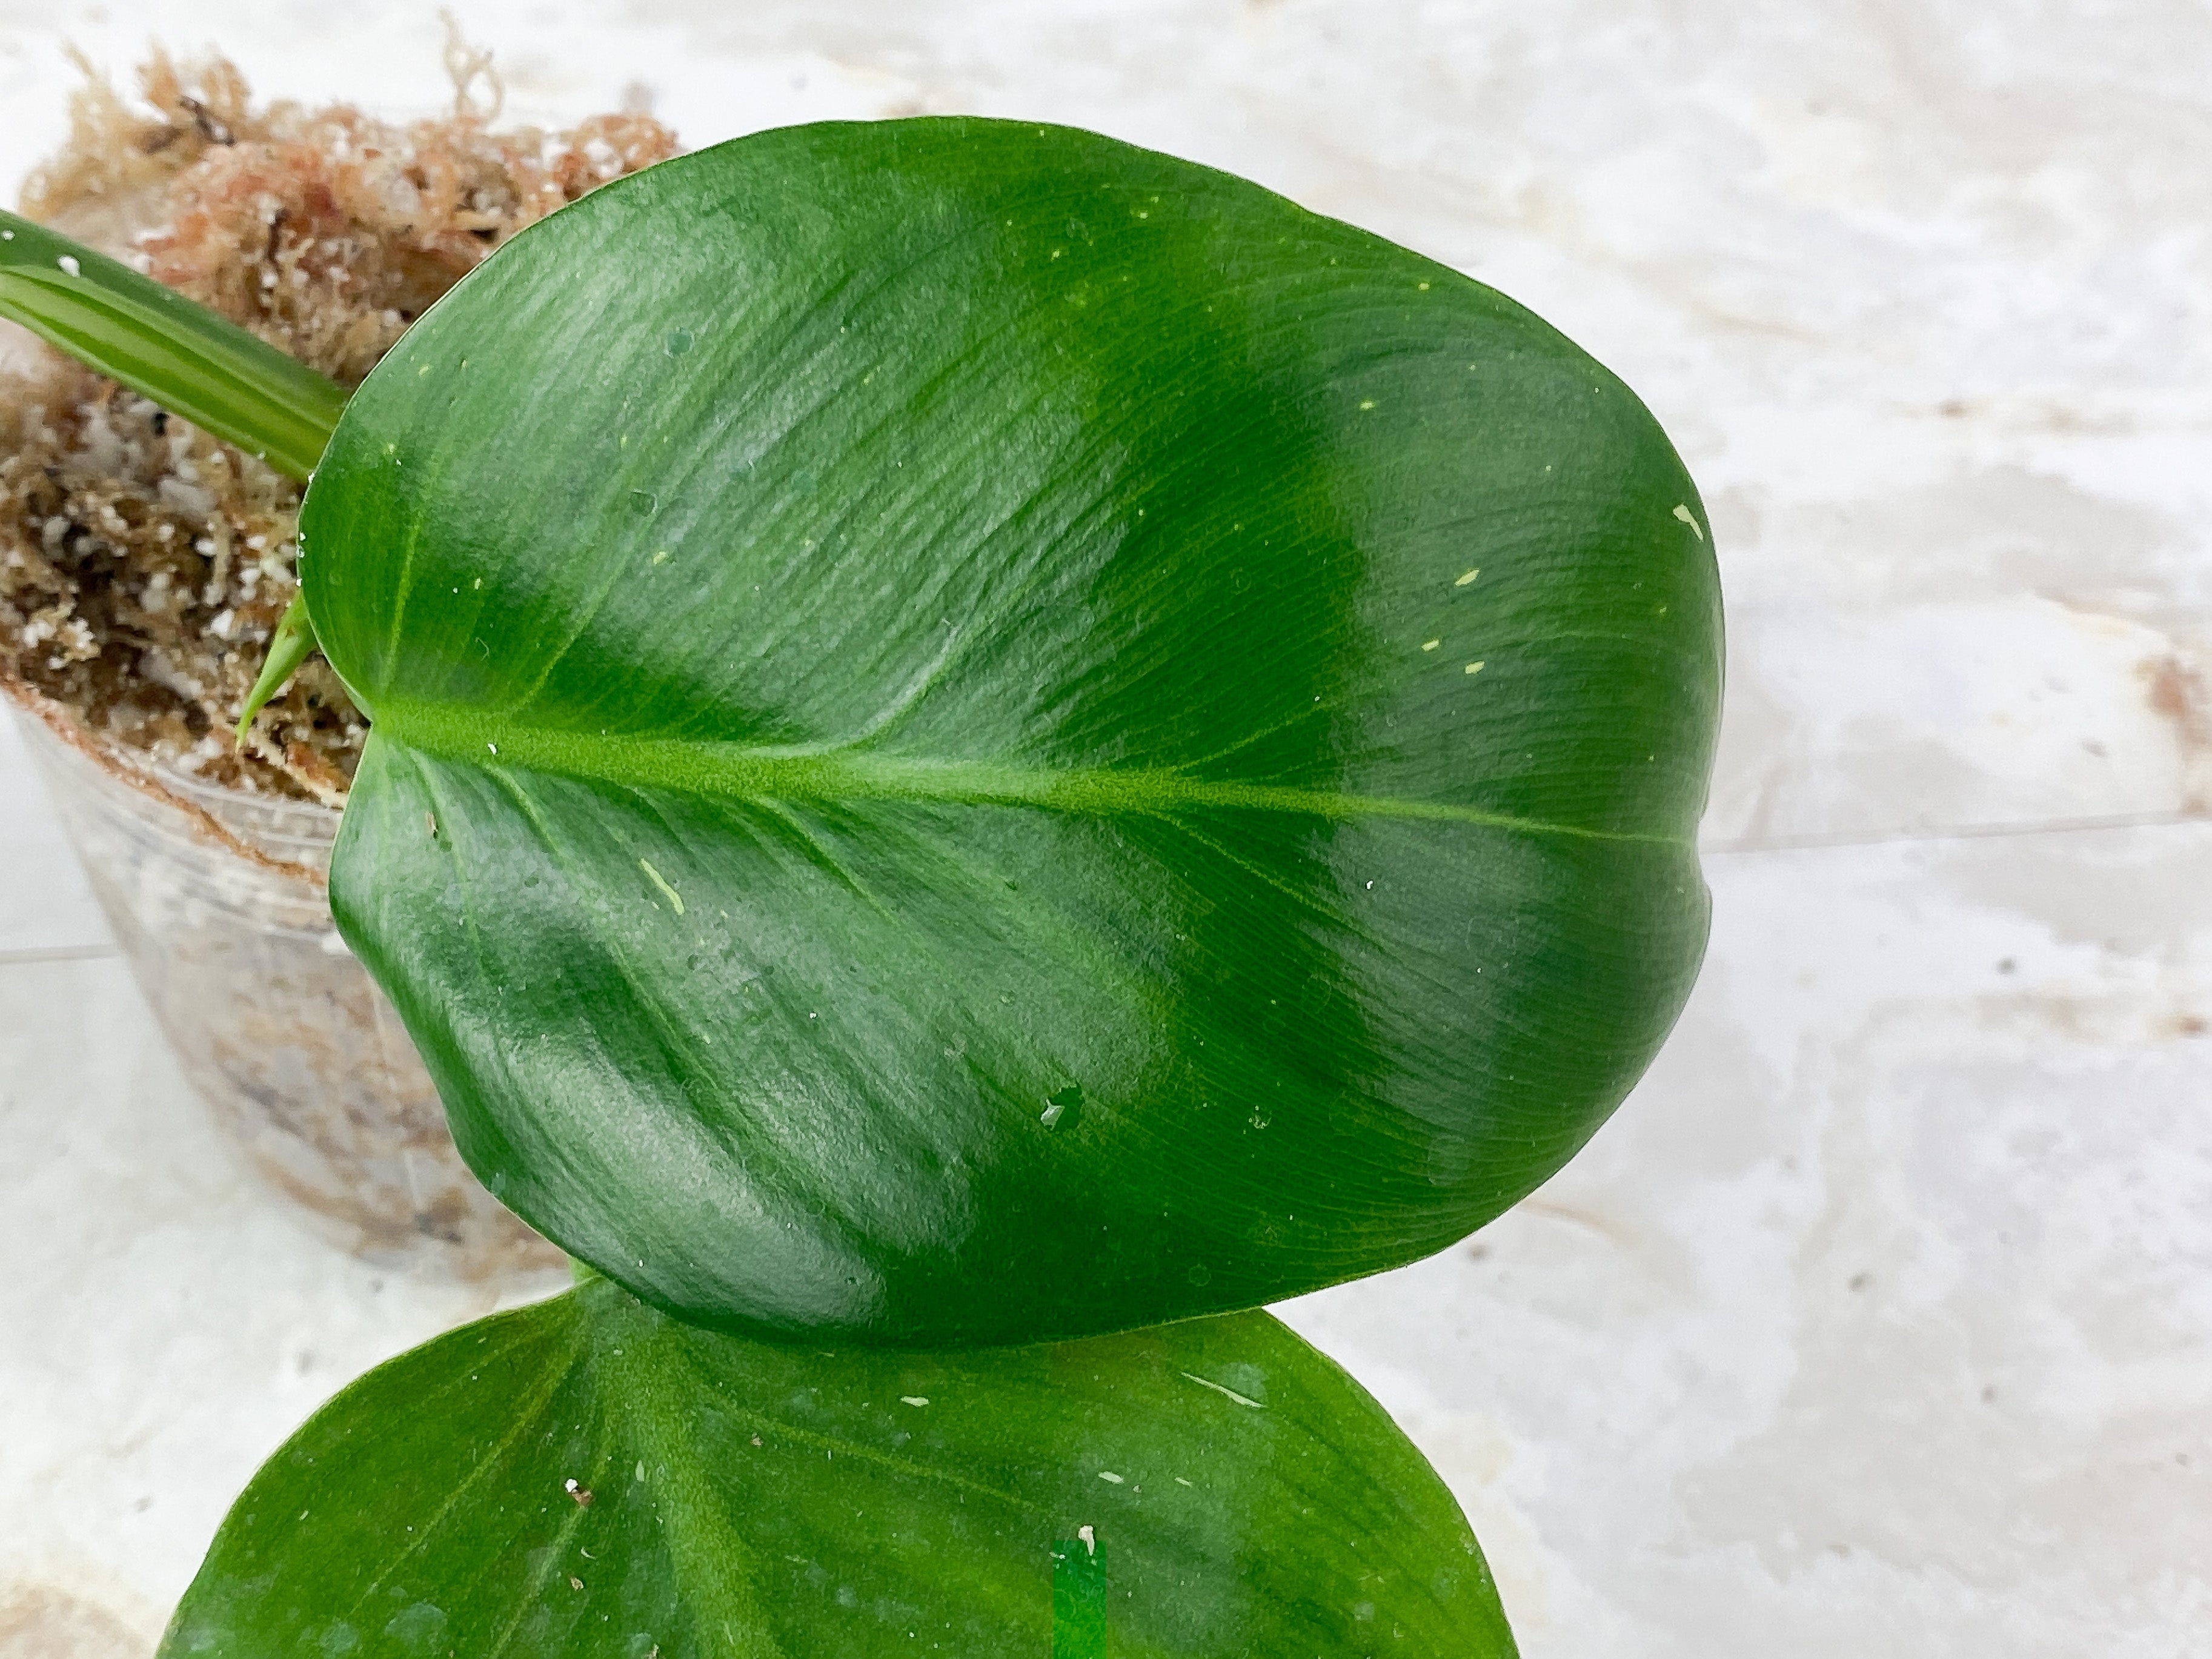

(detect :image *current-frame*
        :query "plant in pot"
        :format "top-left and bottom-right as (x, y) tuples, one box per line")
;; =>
(0, 56), (675, 1275)
(2, 68), (1721, 1658)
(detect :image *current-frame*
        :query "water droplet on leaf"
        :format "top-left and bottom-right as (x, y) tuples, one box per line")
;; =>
(1041, 1083), (1085, 1129)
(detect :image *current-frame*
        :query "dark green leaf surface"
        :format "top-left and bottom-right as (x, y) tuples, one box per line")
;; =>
(308, 118), (1721, 1343)
(159, 1279), (1516, 1658)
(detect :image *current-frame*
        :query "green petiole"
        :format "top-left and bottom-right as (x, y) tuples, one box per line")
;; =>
(1, 207), (350, 736)
(0, 208), (345, 479)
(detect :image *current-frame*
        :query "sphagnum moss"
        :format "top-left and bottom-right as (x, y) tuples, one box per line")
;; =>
(0, 50), (676, 801)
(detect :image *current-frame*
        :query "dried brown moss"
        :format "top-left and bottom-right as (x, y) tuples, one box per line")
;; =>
(1, 50), (677, 799)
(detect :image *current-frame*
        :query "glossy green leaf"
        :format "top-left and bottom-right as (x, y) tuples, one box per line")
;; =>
(159, 1277), (1517, 1657)
(308, 118), (1721, 1343)
(0, 207), (345, 481)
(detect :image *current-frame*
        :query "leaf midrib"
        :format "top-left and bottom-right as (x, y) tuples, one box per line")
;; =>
(370, 698), (1687, 846)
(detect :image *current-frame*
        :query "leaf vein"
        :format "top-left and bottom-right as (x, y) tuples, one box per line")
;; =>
(378, 703), (1689, 848)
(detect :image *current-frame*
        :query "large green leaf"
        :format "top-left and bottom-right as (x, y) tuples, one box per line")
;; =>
(307, 118), (1720, 1343)
(159, 1277), (1516, 1657)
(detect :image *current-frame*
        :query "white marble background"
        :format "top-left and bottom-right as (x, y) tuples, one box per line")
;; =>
(2, 2), (2206, 1654)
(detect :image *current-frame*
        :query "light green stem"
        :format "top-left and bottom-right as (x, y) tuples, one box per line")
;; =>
(1, 208), (351, 732)
(0, 208), (345, 479)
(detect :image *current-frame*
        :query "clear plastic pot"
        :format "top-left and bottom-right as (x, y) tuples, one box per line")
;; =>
(10, 697), (560, 1279)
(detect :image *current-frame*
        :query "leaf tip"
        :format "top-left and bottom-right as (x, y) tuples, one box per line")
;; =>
(234, 588), (319, 745)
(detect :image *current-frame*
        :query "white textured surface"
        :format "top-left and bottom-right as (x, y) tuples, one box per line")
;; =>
(2, 3), (2207, 1653)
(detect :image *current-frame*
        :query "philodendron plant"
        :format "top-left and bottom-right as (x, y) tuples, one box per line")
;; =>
(2, 115), (1719, 1655)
